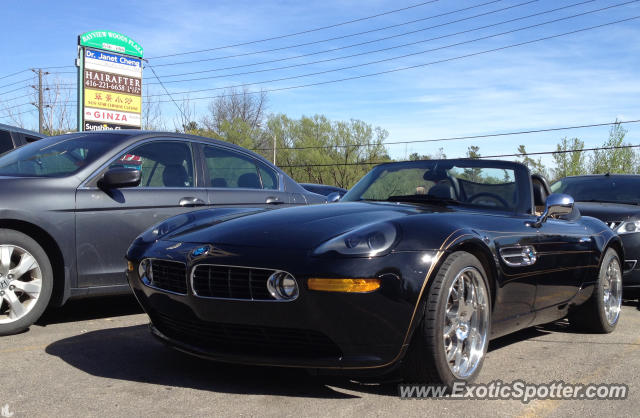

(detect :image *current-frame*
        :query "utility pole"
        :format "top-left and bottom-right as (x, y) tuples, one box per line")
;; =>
(30, 69), (49, 134)
(37, 69), (43, 134)
(273, 134), (277, 165)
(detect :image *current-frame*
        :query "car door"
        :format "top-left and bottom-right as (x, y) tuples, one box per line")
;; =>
(75, 139), (207, 287)
(200, 144), (291, 208)
(533, 217), (596, 311)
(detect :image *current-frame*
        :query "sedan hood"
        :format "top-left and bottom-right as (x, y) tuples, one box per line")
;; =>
(163, 202), (443, 249)
(575, 202), (640, 222)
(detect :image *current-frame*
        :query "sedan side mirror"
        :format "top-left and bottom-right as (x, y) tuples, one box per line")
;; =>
(99, 167), (141, 189)
(326, 192), (342, 203)
(529, 193), (574, 228)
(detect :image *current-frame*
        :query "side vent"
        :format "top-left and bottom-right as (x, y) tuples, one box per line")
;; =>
(499, 245), (537, 267)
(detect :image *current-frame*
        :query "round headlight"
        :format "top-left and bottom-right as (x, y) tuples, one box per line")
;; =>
(267, 271), (299, 300)
(625, 222), (637, 232)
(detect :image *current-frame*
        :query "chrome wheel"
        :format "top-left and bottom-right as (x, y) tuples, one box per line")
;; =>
(603, 257), (622, 326)
(443, 266), (489, 379)
(0, 245), (42, 324)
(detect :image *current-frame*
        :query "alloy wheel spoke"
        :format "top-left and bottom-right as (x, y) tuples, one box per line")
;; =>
(9, 253), (37, 279)
(5, 290), (25, 319)
(0, 246), (13, 275)
(13, 279), (41, 297)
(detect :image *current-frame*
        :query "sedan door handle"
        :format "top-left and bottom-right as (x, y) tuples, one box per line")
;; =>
(265, 196), (285, 205)
(179, 197), (206, 207)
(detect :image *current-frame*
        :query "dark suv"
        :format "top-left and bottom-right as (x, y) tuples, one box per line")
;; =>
(0, 130), (325, 335)
(0, 123), (45, 153)
(552, 174), (640, 299)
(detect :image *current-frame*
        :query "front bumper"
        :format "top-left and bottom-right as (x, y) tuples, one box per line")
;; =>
(126, 240), (438, 370)
(620, 233), (640, 297)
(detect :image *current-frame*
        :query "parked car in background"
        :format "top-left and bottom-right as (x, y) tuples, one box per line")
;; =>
(0, 130), (325, 335)
(0, 123), (45, 154)
(127, 159), (622, 389)
(552, 174), (640, 300)
(300, 183), (347, 202)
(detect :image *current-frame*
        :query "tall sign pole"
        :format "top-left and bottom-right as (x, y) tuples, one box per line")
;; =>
(76, 31), (143, 131)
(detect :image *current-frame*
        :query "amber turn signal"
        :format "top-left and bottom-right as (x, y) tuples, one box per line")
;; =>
(307, 278), (381, 293)
(127, 261), (134, 271)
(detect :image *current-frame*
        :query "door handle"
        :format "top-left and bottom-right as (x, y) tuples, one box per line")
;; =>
(265, 196), (285, 205)
(179, 197), (206, 207)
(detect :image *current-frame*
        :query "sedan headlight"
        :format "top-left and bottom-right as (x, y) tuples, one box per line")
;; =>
(312, 222), (398, 257)
(616, 220), (640, 234)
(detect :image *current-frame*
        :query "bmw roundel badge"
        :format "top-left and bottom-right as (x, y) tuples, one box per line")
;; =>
(192, 246), (208, 257)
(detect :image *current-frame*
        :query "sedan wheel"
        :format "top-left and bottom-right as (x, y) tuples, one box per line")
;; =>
(443, 266), (490, 379)
(0, 245), (43, 324)
(402, 251), (491, 388)
(0, 229), (52, 336)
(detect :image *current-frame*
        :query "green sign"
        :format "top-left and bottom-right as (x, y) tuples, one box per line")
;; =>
(79, 30), (143, 58)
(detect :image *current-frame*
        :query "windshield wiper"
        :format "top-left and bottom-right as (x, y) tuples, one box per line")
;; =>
(386, 194), (462, 205)
(577, 199), (640, 206)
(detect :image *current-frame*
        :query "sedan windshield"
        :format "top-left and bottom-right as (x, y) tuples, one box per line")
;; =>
(551, 176), (640, 205)
(342, 160), (521, 211)
(0, 133), (126, 177)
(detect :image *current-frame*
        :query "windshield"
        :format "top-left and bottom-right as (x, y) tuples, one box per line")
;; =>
(342, 160), (522, 211)
(551, 176), (640, 204)
(0, 133), (126, 177)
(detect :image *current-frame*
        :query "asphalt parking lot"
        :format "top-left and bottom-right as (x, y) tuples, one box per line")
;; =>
(1, 297), (639, 417)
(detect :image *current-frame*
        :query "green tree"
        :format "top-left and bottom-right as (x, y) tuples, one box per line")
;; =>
(552, 137), (587, 180)
(265, 114), (390, 188)
(516, 145), (549, 178)
(590, 122), (635, 174)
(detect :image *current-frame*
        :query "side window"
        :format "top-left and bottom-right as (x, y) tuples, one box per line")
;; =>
(0, 131), (14, 154)
(24, 135), (41, 143)
(204, 146), (265, 189)
(258, 163), (278, 190)
(109, 141), (194, 188)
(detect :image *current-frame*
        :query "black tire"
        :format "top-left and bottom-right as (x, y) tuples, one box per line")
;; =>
(568, 248), (622, 333)
(401, 251), (491, 389)
(0, 229), (53, 336)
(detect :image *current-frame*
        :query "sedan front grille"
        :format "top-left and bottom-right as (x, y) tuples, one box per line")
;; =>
(191, 265), (275, 300)
(150, 260), (187, 294)
(151, 312), (342, 359)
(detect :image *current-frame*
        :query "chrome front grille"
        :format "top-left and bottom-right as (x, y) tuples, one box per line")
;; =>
(191, 265), (276, 300)
(150, 260), (188, 294)
(608, 221), (622, 230)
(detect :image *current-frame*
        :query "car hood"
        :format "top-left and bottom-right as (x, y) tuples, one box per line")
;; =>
(575, 202), (640, 222)
(163, 201), (448, 249)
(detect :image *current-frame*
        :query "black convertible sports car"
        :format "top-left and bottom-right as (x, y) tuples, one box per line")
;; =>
(126, 159), (622, 387)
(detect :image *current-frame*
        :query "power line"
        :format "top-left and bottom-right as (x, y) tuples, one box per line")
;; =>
(148, 0), (590, 86)
(0, 108), (38, 119)
(479, 144), (640, 159)
(276, 144), (640, 168)
(253, 119), (640, 152)
(0, 85), (31, 97)
(0, 68), (31, 81)
(150, 7), (640, 100)
(145, 61), (190, 124)
(0, 76), (33, 91)
(0, 92), (32, 103)
(147, 0), (441, 60)
(149, 0), (510, 68)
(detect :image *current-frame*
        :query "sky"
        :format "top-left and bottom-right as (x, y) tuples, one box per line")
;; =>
(1, 0), (639, 164)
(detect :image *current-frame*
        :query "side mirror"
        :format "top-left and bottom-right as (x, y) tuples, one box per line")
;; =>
(529, 193), (574, 228)
(326, 192), (341, 203)
(99, 167), (141, 189)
